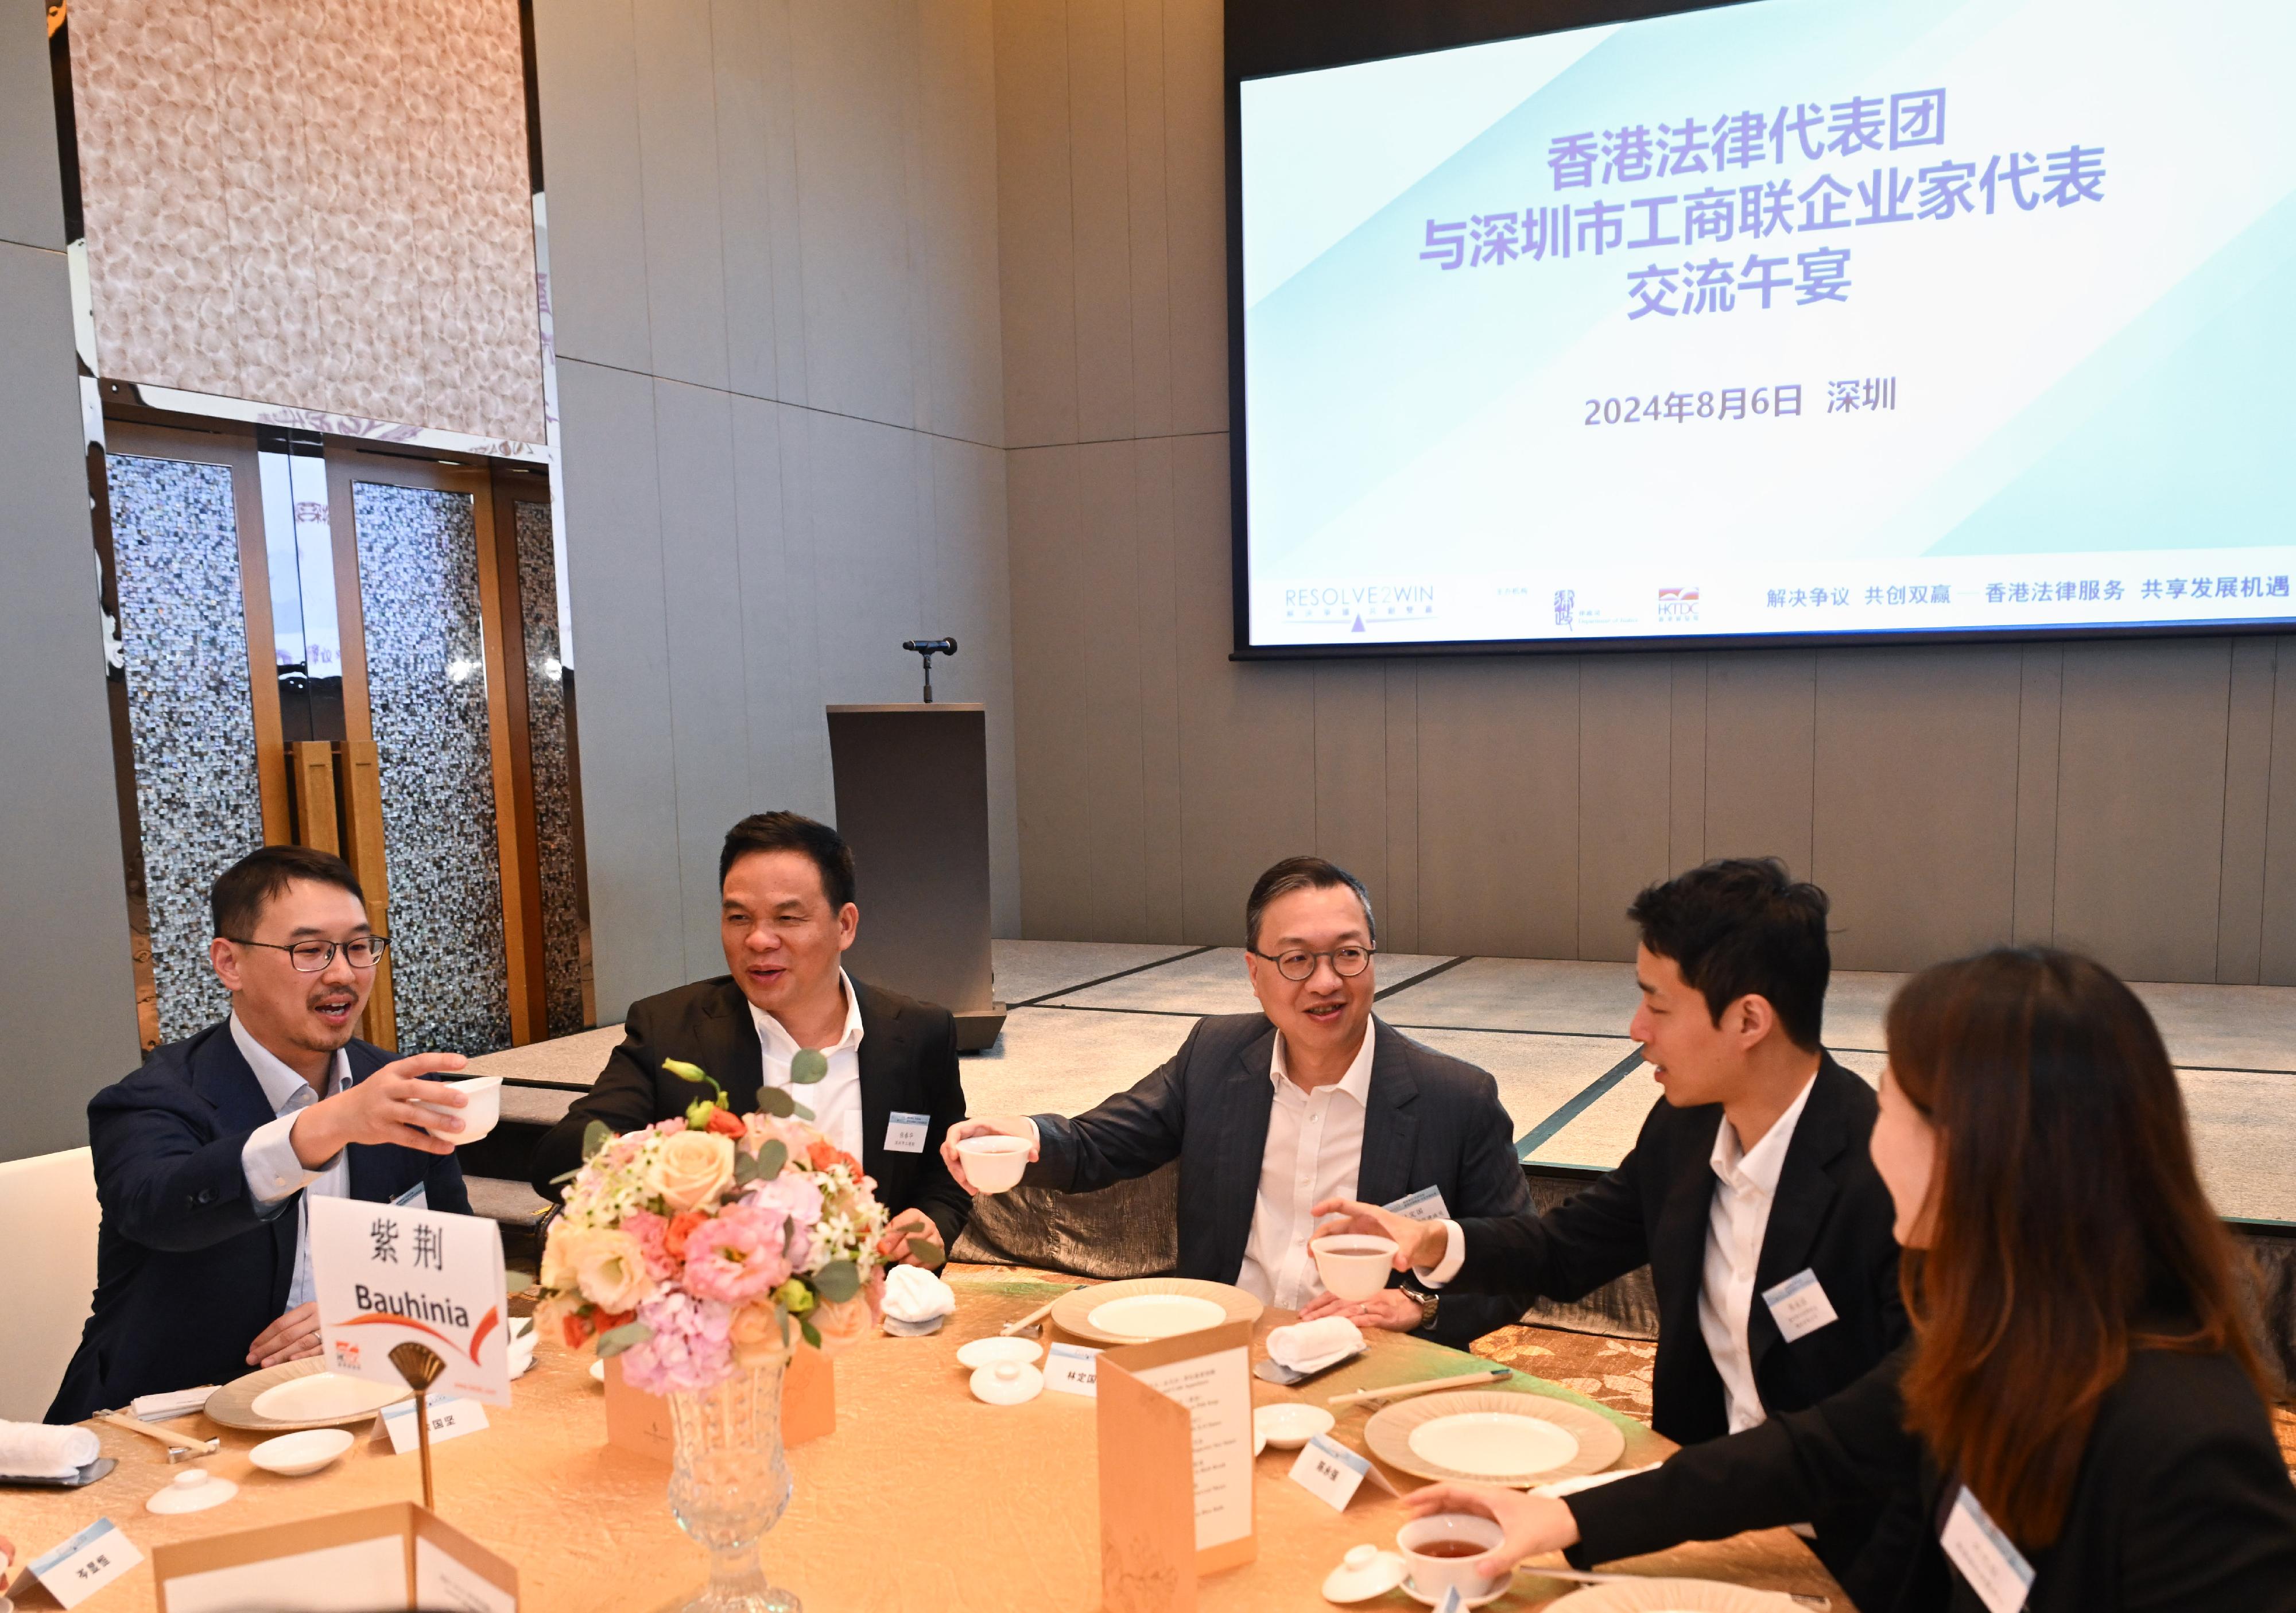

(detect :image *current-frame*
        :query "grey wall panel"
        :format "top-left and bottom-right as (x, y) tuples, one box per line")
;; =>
(1704, 651), (1816, 875)
(1812, 647), (2020, 972)
(1312, 662), (1391, 913)
(925, 436), (1022, 937)
(990, 0), (1077, 448)
(1077, 441), (1153, 939)
(917, 0), (1006, 449)
(1064, 0), (1138, 447)
(556, 358), (685, 1011)
(1120, 0), (1174, 439)
(0, 240), (138, 1159)
(1161, 0), (1227, 436)
(633, 0), (732, 393)
(1415, 657), (1581, 958)
(1134, 436), (1186, 943)
(1577, 655), (1671, 962)
(1666, 654), (1707, 875)
(651, 378), (749, 971)
(2215, 637), (2278, 984)
(1383, 665), (1421, 955)
(709, 0), (779, 402)
(2051, 641), (2231, 983)
(0, 3), (62, 251)
(532, 0), (652, 374)
(2010, 647), (2064, 945)
(2262, 642), (2296, 986)
(727, 396), (803, 813)
(1007, 445), (1092, 938)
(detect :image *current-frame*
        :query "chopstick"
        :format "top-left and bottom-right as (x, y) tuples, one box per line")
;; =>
(1522, 1567), (1829, 1610)
(96, 1412), (218, 1460)
(999, 1292), (1072, 1336)
(1327, 1365), (1510, 1406)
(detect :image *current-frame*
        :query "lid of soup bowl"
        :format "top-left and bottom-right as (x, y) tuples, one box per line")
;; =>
(1322, 1543), (1409, 1603)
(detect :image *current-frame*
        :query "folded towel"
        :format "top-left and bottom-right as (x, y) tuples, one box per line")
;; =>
(881, 1265), (957, 1325)
(0, 1421), (100, 1480)
(1266, 1316), (1364, 1371)
(131, 1386), (215, 1422)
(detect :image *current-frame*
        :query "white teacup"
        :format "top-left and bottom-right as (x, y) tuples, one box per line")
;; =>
(956, 1134), (1031, 1193)
(1397, 1511), (1507, 1600)
(418, 1075), (501, 1143)
(1309, 1233), (1399, 1302)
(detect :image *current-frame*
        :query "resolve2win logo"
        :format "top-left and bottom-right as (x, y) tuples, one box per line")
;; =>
(1657, 586), (1700, 622)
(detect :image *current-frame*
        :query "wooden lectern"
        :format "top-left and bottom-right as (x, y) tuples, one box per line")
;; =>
(825, 704), (1006, 1050)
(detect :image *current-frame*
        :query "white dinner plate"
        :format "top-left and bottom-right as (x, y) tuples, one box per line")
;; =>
(249, 1371), (409, 1424)
(1407, 1410), (1581, 1478)
(1085, 1293), (1230, 1340)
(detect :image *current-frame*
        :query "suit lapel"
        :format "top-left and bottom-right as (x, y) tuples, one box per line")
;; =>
(854, 983), (902, 1178)
(1652, 1104), (1725, 1344)
(1353, 1020), (1418, 1209)
(192, 1028), (304, 1311)
(1210, 1025), (1280, 1282)
(1747, 1057), (1849, 1370)
(706, 980), (767, 1111)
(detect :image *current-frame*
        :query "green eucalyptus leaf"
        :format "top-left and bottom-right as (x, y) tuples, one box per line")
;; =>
(548, 1166), (582, 1185)
(732, 1149), (764, 1187)
(754, 1139), (788, 1181)
(580, 1119), (611, 1161)
(799, 1317), (823, 1351)
(594, 1321), (654, 1359)
(755, 1085), (796, 1118)
(788, 1049), (829, 1084)
(791, 1099), (815, 1123)
(813, 1258), (861, 1304)
(904, 1236), (945, 1271)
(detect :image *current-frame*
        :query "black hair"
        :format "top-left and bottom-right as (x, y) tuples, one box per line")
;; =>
(719, 812), (856, 911)
(1627, 857), (1829, 1051)
(1244, 856), (1376, 951)
(211, 844), (366, 940)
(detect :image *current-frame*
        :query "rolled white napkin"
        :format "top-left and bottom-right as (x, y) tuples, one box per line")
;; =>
(0, 1420), (101, 1480)
(131, 1386), (215, 1421)
(880, 1264), (957, 1325)
(1265, 1316), (1364, 1371)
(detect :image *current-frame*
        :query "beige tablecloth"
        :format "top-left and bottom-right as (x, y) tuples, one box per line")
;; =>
(3, 1268), (1849, 1611)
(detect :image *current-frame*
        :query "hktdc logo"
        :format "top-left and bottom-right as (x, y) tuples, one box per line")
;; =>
(1657, 586), (1700, 622)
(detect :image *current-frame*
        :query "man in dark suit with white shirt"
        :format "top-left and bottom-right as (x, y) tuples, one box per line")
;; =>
(50, 846), (473, 1421)
(529, 812), (972, 1261)
(941, 856), (1534, 1349)
(1315, 858), (1906, 1582)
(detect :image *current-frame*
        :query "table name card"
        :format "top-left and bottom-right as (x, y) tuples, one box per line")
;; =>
(151, 1502), (517, 1613)
(382, 1392), (490, 1456)
(1096, 1319), (1256, 1613)
(311, 1196), (511, 1408)
(28, 1518), (142, 1609)
(1289, 1433), (1370, 1511)
(1045, 1342), (1100, 1397)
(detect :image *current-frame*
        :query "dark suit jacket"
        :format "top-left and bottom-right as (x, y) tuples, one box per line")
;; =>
(1566, 1343), (2296, 1613)
(1024, 1014), (1534, 1348)
(528, 976), (972, 1252)
(48, 1023), (471, 1422)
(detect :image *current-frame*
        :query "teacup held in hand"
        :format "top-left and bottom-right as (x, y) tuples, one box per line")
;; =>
(956, 1134), (1031, 1194)
(1310, 1234), (1400, 1302)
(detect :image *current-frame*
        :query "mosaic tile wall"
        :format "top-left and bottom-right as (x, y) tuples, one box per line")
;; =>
(110, 454), (265, 1042)
(514, 501), (587, 1038)
(352, 483), (511, 1054)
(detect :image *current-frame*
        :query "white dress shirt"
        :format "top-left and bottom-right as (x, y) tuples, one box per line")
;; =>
(1698, 1072), (1817, 1433)
(1235, 1026), (1378, 1310)
(235, 1014), (355, 1311)
(750, 970), (867, 1161)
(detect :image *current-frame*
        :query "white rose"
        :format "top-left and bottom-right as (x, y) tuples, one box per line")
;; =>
(542, 1225), (654, 1313)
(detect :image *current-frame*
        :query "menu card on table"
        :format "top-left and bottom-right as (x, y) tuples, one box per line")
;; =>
(309, 1196), (511, 1407)
(151, 1502), (517, 1612)
(1095, 1319), (1256, 1613)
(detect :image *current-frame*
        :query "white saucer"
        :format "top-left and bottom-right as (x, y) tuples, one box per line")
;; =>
(1253, 1402), (1335, 1452)
(1401, 1578), (1510, 1608)
(956, 1336), (1044, 1370)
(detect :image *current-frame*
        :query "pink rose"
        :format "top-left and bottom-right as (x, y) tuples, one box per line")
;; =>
(682, 1209), (794, 1304)
(748, 1170), (824, 1228)
(622, 1209), (677, 1281)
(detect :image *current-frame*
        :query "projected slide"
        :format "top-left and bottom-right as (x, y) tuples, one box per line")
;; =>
(1238, 0), (2296, 648)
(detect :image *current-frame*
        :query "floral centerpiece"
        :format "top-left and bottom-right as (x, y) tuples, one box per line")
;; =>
(538, 1056), (928, 1613)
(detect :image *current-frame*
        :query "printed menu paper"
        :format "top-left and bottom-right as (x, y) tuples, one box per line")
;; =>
(1096, 1317), (1256, 1613)
(311, 1195), (511, 1408)
(152, 1502), (517, 1613)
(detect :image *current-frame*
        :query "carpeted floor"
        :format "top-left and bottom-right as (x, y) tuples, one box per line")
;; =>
(1471, 1320), (2296, 1476)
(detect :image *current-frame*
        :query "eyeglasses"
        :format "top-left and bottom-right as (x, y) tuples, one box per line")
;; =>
(1248, 944), (1375, 982)
(225, 935), (391, 972)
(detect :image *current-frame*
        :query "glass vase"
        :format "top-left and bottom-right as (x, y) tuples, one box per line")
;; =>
(666, 1352), (800, 1613)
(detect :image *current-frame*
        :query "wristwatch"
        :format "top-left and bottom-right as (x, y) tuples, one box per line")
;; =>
(1401, 1285), (1439, 1332)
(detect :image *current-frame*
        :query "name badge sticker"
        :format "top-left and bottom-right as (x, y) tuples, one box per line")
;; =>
(1382, 1185), (1449, 1223)
(1760, 1267), (1840, 1343)
(1940, 1486), (2035, 1613)
(28, 1518), (144, 1610)
(381, 1391), (490, 1456)
(884, 1111), (930, 1154)
(1045, 1342), (1100, 1397)
(392, 1180), (429, 1209)
(1288, 1432), (1373, 1512)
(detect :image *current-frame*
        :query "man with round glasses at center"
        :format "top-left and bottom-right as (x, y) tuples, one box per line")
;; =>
(942, 856), (1532, 1346)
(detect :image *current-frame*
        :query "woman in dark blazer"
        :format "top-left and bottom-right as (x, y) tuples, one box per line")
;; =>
(1402, 947), (2296, 1613)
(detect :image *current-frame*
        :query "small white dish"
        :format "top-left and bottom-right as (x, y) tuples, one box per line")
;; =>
(1087, 1292), (1228, 1340)
(1310, 1234), (1400, 1302)
(955, 1134), (1031, 1193)
(956, 1336), (1044, 1370)
(417, 1075), (501, 1142)
(969, 1360), (1044, 1405)
(250, 1371), (408, 1424)
(1254, 1402), (1336, 1452)
(249, 1428), (355, 1478)
(147, 1468), (237, 1514)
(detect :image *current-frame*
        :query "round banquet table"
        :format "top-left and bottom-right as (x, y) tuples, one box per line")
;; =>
(5, 1267), (1851, 1611)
